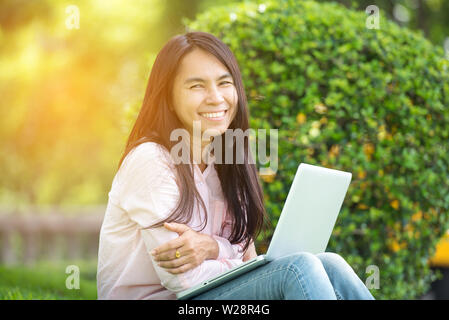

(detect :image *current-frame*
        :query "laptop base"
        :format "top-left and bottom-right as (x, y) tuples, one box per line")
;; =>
(177, 255), (268, 300)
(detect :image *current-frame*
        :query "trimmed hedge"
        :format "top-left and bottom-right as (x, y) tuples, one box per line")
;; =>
(184, 0), (449, 299)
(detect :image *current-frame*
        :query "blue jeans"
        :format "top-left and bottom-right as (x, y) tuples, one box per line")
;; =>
(192, 252), (375, 300)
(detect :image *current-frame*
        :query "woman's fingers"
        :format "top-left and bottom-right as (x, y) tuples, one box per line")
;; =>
(152, 237), (184, 257)
(163, 222), (191, 235)
(150, 223), (208, 274)
(152, 225), (195, 260)
(153, 233), (197, 262)
(166, 263), (196, 275)
(156, 251), (199, 274)
(157, 255), (189, 269)
(154, 247), (190, 262)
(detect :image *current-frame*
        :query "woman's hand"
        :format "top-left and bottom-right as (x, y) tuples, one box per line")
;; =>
(151, 222), (219, 274)
(242, 241), (258, 262)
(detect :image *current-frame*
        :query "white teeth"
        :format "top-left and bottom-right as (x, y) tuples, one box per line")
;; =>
(200, 111), (226, 118)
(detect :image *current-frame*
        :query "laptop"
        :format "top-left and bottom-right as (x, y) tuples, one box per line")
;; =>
(176, 162), (352, 300)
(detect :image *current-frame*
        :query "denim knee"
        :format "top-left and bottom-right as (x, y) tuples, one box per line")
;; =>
(286, 252), (322, 268)
(316, 252), (352, 269)
(281, 252), (336, 299)
(316, 252), (357, 277)
(283, 252), (326, 280)
(315, 252), (375, 300)
(316, 252), (346, 266)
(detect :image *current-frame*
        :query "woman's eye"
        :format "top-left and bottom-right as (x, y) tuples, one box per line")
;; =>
(190, 82), (232, 89)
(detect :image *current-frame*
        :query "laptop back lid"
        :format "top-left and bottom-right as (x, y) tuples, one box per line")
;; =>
(265, 163), (352, 260)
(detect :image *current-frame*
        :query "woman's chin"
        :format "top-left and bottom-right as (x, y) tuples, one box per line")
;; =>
(201, 123), (228, 136)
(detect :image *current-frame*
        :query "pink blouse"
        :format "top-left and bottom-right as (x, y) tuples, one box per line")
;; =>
(97, 142), (245, 299)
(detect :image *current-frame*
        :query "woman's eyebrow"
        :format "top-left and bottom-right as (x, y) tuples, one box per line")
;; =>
(184, 73), (232, 84)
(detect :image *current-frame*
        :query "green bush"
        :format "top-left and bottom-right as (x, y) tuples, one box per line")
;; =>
(185, 0), (449, 299)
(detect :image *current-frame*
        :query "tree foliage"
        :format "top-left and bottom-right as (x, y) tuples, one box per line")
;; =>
(186, 0), (449, 299)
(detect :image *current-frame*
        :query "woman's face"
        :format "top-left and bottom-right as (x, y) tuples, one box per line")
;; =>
(172, 48), (238, 138)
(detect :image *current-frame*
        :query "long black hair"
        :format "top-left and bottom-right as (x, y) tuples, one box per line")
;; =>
(117, 31), (268, 252)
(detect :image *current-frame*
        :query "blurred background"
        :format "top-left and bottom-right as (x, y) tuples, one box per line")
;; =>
(0, 0), (448, 299)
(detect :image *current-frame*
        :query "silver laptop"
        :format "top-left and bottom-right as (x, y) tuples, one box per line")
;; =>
(176, 162), (352, 300)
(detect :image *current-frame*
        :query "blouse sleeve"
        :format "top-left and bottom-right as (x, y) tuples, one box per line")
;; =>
(116, 142), (244, 293)
(213, 235), (246, 260)
(211, 211), (245, 259)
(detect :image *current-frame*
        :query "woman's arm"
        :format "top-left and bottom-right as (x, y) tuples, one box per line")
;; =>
(118, 142), (244, 292)
(140, 224), (244, 293)
(150, 222), (258, 272)
(152, 223), (256, 271)
(151, 222), (220, 274)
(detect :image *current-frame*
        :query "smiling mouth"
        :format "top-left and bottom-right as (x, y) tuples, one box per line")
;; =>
(198, 110), (227, 121)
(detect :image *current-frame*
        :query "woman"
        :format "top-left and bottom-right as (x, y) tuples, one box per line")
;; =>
(96, 31), (374, 300)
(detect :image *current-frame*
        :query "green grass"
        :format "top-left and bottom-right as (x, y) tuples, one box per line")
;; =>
(0, 259), (97, 300)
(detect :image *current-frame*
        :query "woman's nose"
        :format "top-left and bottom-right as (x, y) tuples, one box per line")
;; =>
(205, 85), (225, 105)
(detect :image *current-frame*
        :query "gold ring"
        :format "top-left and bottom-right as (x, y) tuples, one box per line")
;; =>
(175, 250), (181, 259)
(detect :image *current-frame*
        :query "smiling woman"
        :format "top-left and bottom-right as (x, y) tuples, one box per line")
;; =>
(170, 47), (239, 168)
(96, 31), (374, 301)
(174, 53), (237, 129)
(96, 31), (268, 300)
